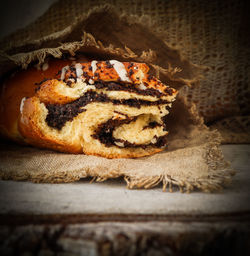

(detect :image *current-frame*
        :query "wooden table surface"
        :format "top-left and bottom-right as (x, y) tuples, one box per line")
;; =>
(0, 144), (250, 255)
(0, 145), (250, 217)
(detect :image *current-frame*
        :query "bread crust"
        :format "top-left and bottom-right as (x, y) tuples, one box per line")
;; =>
(36, 79), (76, 105)
(19, 97), (82, 153)
(18, 98), (168, 158)
(1, 58), (177, 158)
(0, 59), (73, 141)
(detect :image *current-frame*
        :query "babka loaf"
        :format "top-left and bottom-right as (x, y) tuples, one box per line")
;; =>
(0, 59), (178, 158)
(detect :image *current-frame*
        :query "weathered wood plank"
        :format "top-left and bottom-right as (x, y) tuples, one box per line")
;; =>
(1, 221), (250, 255)
(0, 145), (249, 217)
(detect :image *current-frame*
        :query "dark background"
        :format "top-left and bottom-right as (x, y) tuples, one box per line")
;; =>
(0, 0), (57, 39)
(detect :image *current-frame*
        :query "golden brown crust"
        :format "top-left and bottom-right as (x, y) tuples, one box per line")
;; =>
(18, 98), (165, 158)
(83, 147), (164, 159)
(36, 79), (75, 105)
(18, 97), (168, 158)
(60, 61), (177, 95)
(0, 59), (73, 141)
(64, 62), (149, 84)
(19, 97), (82, 153)
(1, 58), (178, 158)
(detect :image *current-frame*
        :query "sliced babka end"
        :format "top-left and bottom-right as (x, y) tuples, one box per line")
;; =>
(18, 60), (178, 158)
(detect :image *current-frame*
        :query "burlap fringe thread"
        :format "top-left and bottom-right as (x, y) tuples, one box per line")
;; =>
(0, 4), (235, 192)
(0, 133), (235, 193)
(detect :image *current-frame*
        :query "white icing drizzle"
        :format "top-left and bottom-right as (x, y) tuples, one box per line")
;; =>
(109, 60), (131, 83)
(75, 63), (83, 78)
(91, 60), (98, 75)
(20, 97), (26, 114)
(60, 65), (69, 80)
(42, 62), (49, 71)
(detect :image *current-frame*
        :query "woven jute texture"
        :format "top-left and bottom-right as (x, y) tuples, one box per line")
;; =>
(0, 2), (237, 191)
(1, 0), (248, 143)
(0, 97), (234, 192)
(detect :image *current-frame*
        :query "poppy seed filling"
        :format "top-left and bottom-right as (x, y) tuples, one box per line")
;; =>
(45, 90), (170, 130)
(45, 81), (170, 148)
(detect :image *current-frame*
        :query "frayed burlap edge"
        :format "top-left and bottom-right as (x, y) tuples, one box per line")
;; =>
(0, 139), (235, 193)
(0, 5), (201, 88)
(0, 4), (234, 192)
(0, 100), (235, 193)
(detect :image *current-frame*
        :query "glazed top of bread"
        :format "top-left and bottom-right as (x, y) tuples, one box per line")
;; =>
(37, 60), (177, 105)
(0, 59), (73, 139)
(58, 60), (174, 95)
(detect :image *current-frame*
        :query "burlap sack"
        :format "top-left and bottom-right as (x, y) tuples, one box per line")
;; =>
(2, 0), (248, 143)
(0, 3), (235, 191)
